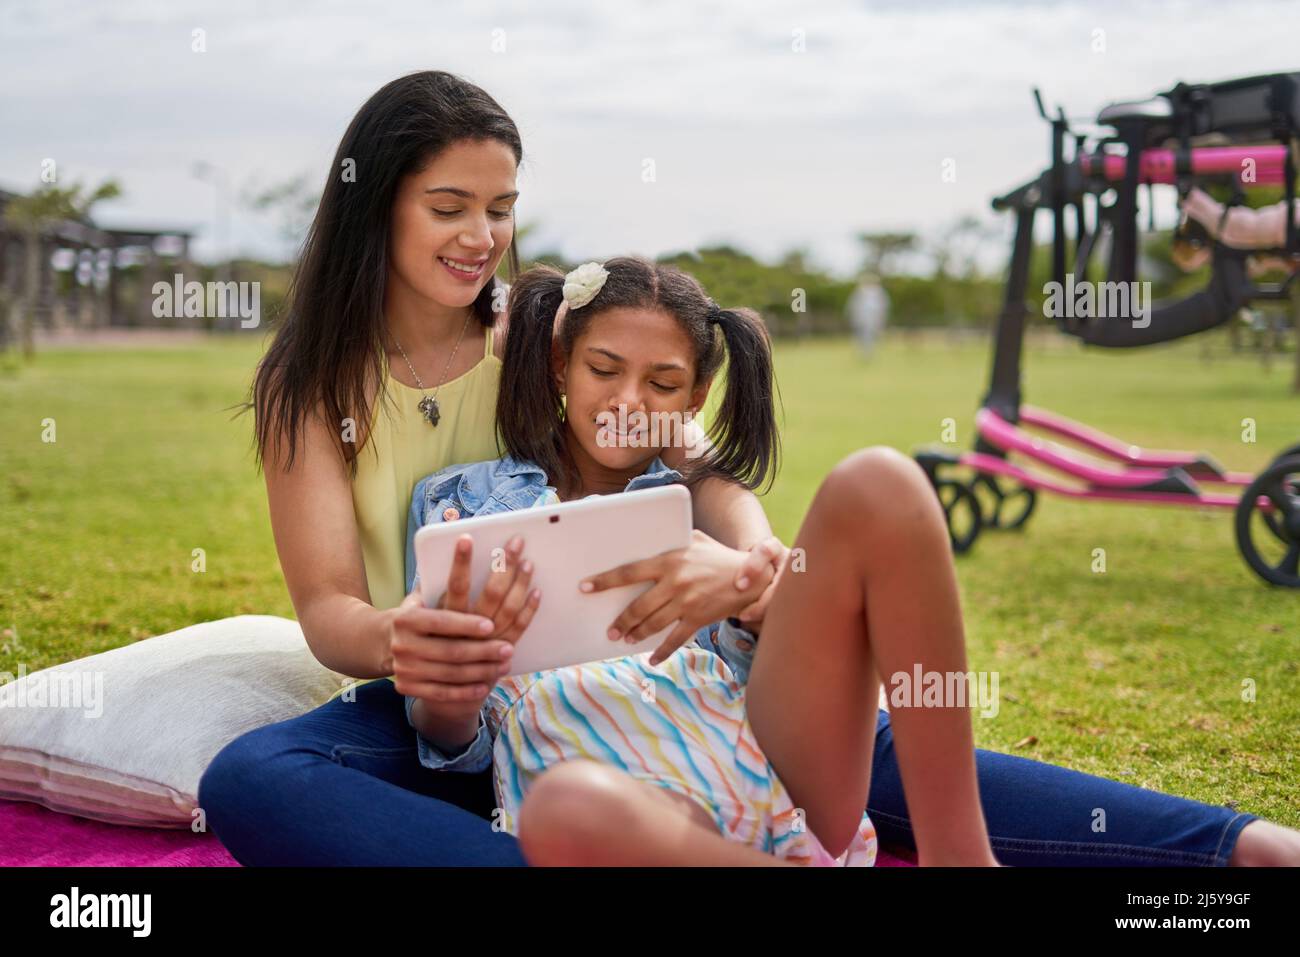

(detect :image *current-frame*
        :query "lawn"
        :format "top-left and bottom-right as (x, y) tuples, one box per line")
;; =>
(1, 332), (1296, 825)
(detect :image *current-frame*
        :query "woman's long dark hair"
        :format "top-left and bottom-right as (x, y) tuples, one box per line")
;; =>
(498, 257), (780, 493)
(245, 71), (522, 474)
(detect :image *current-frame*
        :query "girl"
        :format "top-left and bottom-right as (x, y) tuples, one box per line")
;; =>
(399, 255), (1300, 866)
(395, 255), (986, 865)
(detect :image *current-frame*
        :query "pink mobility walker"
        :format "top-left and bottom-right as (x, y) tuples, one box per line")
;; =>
(915, 72), (1300, 588)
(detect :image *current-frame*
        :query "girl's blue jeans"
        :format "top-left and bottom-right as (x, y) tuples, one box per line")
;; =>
(198, 677), (1256, 866)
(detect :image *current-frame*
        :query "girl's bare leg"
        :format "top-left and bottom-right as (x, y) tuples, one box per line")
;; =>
(517, 759), (792, 866)
(745, 446), (997, 865)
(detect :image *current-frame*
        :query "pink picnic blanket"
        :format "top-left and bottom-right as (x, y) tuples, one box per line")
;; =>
(0, 799), (238, 866)
(0, 798), (914, 866)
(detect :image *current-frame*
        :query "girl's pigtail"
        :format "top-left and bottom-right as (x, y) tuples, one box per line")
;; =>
(703, 307), (780, 492)
(497, 266), (569, 482)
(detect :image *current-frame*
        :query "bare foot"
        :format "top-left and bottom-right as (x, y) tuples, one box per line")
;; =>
(918, 845), (1001, 867)
(918, 856), (1001, 867)
(1229, 820), (1300, 866)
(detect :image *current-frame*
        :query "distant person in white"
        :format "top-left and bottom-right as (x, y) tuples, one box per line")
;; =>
(847, 274), (889, 355)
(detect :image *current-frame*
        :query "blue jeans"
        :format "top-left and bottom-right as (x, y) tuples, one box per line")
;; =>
(199, 678), (1256, 866)
(868, 708), (1254, 866)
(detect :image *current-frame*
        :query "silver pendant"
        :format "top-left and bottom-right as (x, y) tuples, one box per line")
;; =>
(418, 395), (440, 426)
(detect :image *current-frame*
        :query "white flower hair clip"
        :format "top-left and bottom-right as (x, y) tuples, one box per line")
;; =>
(562, 261), (609, 309)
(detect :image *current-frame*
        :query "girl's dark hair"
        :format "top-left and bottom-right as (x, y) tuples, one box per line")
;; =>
(245, 70), (522, 474)
(498, 256), (780, 493)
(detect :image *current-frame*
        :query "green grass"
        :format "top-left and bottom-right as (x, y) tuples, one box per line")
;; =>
(1, 333), (1296, 825)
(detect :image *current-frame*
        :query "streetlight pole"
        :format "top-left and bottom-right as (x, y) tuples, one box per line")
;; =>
(191, 160), (232, 332)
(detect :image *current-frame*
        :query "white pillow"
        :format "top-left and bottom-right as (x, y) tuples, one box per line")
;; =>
(0, 615), (346, 828)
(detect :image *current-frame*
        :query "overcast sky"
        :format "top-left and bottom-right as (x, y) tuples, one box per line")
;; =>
(1, 0), (1295, 275)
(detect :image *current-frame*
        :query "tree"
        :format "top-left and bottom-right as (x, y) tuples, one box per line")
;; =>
(948, 214), (996, 279)
(779, 247), (811, 273)
(2, 180), (121, 358)
(243, 174), (319, 262)
(856, 231), (917, 277)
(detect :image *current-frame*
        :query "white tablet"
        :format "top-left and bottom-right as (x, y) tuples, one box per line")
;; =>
(413, 485), (693, 675)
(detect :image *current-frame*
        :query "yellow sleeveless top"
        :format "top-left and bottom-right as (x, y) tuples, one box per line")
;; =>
(331, 324), (501, 702)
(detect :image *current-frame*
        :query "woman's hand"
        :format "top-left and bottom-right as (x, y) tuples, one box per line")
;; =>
(388, 587), (512, 718)
(391, 533), (540, 720)
(579, 530), (774, 666)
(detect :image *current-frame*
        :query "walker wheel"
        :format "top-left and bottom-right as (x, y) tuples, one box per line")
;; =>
(934, 479), (983, 554)
(969, 474), (1037, 530)
(1235, 455), (1300, 588)
(1269, 443), (1300, 469)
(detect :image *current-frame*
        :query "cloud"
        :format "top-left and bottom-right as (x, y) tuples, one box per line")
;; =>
(0, 0), (1293, 272)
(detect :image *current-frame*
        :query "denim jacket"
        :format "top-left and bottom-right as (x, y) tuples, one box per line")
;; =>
(402, 453), (760, 773)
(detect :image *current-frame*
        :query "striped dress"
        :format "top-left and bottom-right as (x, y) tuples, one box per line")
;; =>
(483, 645), (878, 866)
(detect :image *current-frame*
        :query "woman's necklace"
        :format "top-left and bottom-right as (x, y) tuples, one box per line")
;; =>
(390, 311), (473, 427)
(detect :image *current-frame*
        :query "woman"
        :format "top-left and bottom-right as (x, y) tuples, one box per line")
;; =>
(198, 70), (1299, 866)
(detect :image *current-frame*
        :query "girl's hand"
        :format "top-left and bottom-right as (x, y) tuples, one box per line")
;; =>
(393, 533), (540, 719)
(439, 533), (542, 644)
(580, 530), (773, 666)
(734, 537), (788, 631)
